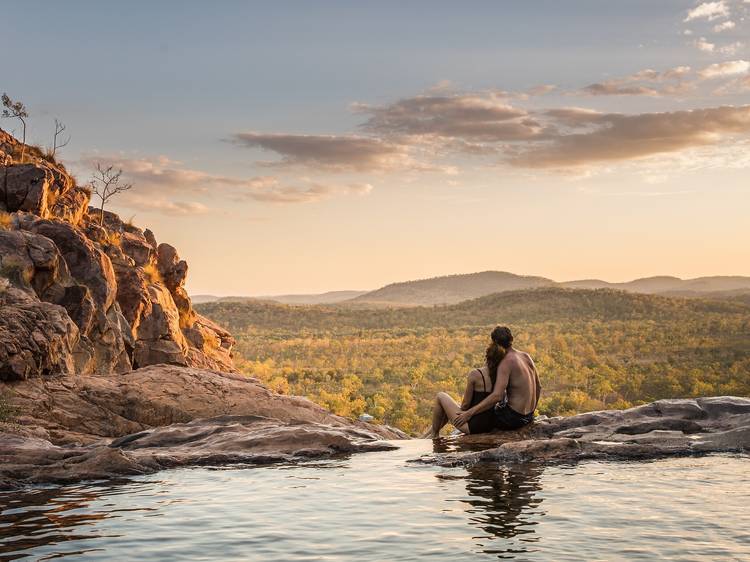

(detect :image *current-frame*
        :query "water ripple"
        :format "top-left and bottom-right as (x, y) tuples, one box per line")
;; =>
(1, 441), (748, 561)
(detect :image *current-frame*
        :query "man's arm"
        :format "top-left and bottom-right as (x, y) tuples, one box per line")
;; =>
(454, 360), (510, 426)
(528, 354), (541, 408)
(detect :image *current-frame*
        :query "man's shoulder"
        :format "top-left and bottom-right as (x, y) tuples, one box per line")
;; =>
(507, 349), (534, 365)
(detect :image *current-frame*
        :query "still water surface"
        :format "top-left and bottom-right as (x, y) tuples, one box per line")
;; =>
(1, 440), (749, 561)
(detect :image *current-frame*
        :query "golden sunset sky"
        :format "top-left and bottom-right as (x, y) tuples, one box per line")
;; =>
(3, 1), (749, 294)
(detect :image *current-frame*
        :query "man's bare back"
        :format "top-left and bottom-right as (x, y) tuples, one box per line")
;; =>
(452, 326), (541, 431)
(502, 348), (540, 416)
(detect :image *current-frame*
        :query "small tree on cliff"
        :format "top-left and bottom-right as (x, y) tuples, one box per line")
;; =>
(50, 119), (70, 158)
(1, 93), (29, 163)
(90, 163), (133, 225)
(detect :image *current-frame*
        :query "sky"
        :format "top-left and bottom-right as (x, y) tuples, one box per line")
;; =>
(2, 0), (750, 295)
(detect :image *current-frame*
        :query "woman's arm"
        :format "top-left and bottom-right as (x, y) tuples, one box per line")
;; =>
(460, 370), (477, 410)
(454, 361), (510, 425)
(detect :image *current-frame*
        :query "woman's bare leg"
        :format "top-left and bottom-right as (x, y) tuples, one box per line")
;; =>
(428, 394), (449, 437)
(430, 392), (470, 437)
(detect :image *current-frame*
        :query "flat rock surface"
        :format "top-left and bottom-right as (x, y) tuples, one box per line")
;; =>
(0, 415), (396, 488)
(0, 364), (405, 488)
(415, 397), (750, 466)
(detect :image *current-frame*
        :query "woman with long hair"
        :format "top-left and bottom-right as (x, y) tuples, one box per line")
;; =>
(427, 334), (506, 437)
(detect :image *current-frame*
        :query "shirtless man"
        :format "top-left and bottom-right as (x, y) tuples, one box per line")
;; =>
(453, 326), (540, 430)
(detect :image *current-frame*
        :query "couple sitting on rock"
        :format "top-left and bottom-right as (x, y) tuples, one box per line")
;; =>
(428, 326), (541, 437)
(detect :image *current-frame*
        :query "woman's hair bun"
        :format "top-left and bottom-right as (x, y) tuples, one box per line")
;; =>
(491, 326), (513, 348)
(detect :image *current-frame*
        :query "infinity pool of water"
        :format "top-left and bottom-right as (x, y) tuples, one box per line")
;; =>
(1, 440), (749, 561)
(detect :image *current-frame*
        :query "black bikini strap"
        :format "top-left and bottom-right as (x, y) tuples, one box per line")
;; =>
(476, 368), (486, 392)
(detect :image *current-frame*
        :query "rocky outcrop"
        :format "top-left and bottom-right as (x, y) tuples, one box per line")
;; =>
(415, 397), (750, 467)
(0, 128), (236, 376)
(0, 364), (405, 487)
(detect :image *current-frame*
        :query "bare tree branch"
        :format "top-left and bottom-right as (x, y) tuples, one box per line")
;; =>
(89, 163), (134, 225)
(51, 119), (70, 157)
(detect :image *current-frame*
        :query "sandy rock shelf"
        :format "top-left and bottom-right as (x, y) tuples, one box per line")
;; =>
(414, 396), (750, 467)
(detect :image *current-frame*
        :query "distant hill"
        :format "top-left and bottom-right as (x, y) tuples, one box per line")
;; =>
(191, 294), (220, 304)
(192, 273), (750, 308)
(196, 287), (750, 333)
(189, 291), (368, 306)
(351, 271), (555, 306)
(349, 271), (750, 306)
(256, 290), (368, 305)
(563, 275), (750, 294)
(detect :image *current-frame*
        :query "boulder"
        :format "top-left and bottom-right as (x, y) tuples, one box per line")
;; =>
(0, 281), (79, 380)
(0, 164), (53, 217)
(156, 243), (188, 291)
(28, 219), (117, 313)
(120, 230), (153, 266)
(0, 229), (96, 335)
(132, 284), (189, 367)
(49, 185), (90, 226)
(143, 228), (157, 250)
(111, 259), (151, 334)
(183, 314), (235, 372)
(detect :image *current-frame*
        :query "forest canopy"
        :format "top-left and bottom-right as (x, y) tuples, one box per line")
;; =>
(197, 288), (750, 435)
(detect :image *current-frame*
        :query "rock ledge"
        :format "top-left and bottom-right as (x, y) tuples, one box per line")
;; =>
(415, 396), (750, 467)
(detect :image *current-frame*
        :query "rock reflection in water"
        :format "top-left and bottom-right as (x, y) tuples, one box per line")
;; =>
(0, 480), (156, 559)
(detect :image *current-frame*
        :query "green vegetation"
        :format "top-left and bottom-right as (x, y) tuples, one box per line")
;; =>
(197, 288), (750, 435)
(0, 392), (16, 422)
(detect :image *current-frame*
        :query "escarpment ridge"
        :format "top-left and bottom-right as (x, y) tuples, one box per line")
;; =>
(1, 128), (233, 377)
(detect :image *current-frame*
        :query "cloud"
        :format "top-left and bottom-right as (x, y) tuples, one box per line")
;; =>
(234, 180), (373, 203)
(355, 94), (542, 141)
(695, 37), (716, 52)
(582, 82), (659, 96)
(684, 1), (730, 21)
(713, 20), (736, 32)
(78, 154), (373, 210)
(699, 59), (750, 78)
(718, 41), (744, 55)
(511, 105), (750, 169)
(119, 195), (210, 216)
(79, 153), (274, 193)
(230, 132), (412, 172)
(525, 84), (557, 96)
(712, 73), (750, 94)
(579, 66), (695, 97)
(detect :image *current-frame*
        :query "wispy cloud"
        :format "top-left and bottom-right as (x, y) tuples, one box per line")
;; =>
(699, 59), (750, 78)
(695, 36), (716, 52)
(78, 154), (373, 214)
(355, 94), (541, 141)
(684, 1), (730, 22)
(510, 105), (750, 169)
(120, 195), (210, 216)
(713, 20), (736, 32)
(230, 132), (416, 172)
